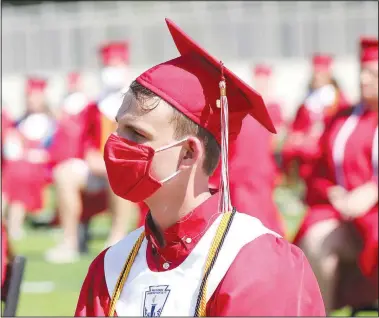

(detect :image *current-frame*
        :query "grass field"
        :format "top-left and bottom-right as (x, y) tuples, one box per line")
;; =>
(5, 186), (378, 316)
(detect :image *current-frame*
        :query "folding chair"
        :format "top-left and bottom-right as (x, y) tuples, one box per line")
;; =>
(1, 256), (27, 317)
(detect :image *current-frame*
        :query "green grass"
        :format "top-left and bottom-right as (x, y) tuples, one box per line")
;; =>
(6, 186), (378, 316)
(13, 219), (107, 316)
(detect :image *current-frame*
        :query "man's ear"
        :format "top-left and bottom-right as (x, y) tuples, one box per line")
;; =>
(179, 137), (203, 170)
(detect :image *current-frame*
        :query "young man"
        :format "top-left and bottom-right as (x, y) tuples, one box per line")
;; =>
(75, 19), (324, 316)
(294, 37), (378, 313)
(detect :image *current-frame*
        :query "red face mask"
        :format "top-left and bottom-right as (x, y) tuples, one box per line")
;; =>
(104, 133), (186, 203)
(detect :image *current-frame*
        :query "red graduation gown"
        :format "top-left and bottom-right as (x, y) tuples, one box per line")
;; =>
(1, 110), (15, 170)
(209, 116), (284, 236)
(294, 105), (378, 284)
(75, 194), (325, 316)
(282, 90), (349, 182)
(48, 95), (95, 166)
(2, 113), (55, 212)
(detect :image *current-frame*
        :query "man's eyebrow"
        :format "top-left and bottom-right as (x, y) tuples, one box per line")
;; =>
(116, 113), (155, 136)
(116, 112), (138, 123)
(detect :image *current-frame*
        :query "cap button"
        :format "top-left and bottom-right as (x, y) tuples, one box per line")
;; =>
(163, 262), (170, 270)
(185, 237), (192, 244)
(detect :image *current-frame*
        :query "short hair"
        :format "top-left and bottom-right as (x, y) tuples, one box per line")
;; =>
(129, 80), (220, 175)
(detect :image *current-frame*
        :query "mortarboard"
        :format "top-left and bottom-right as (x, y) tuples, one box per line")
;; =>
(99, 42), (129, 66)
(68, 72), (80, 86)
(254, 64), (272, 77)
(360, 37), (378, 63)
(136, 19), (276, 212)
(312, 54), (333, 72)
(26, 77), (47, 95)
(137, 19), (275, 145)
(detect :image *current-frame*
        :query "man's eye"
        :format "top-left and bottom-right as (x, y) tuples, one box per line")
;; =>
(134, 130), (145, 138)
(126, 126), (144, 138)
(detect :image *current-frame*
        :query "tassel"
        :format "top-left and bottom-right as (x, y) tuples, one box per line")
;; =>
(218, 62), (232, 214)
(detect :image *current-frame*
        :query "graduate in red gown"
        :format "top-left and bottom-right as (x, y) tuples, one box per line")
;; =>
(48, 72), (90, 166)
(252, 64), (285, 134)
(2, 78), (55, 240)
(75, 19), (324, 317)
(294, 37), (378, 313)
(252, 64), (286, 185)
(46, 42), (142, 263)
(282, 54), (350, 186)
(1, 108), (15, 170)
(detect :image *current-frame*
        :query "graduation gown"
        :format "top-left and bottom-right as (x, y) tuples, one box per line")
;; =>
(75, 193), (325, 316)
(2, 113), (55, 212)
(282, 88), (349, 182)
(48, 92), (91, 166)
(209, 116), (284, 236)
(294, 104), (378, 283)
(1, 110), (15, 170)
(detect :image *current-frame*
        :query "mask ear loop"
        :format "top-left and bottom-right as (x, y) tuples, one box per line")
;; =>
(155, 137), (189, 152)
(160, 170), (183, 184)
(155, 137), (189, 184)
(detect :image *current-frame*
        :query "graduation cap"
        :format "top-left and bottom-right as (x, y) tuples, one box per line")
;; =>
(136, 19), (275, 213)
(360, 37), (378, 63)
(26, 77), (47, 95)
(99, 41), (129, 66)
(253, 64), (272, 77)
(68, 72), (80, 85)
(312, 54), (333, 72)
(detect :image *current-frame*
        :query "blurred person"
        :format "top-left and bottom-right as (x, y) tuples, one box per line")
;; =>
(209, 115), (285, 236)
(75, 19), (324, 317)
(294, 37), (378, 313)
(2, 78), (55, 240)
(45, 42), (138, 264)
(1, 107), (15, 170)
(48, 72), (90, 166)
(281, 54), (350, 187)
(253, 64), (286, 137)
(252, 64), (286, 185)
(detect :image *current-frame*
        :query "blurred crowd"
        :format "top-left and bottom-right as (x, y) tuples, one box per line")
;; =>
(1, 32), (378, 315)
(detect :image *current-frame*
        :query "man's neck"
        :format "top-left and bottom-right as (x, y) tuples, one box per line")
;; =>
(145, 183), (211, 233)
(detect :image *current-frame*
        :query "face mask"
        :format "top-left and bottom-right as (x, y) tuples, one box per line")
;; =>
(104, 133), (187, 202)
(101, 66), (127, 90)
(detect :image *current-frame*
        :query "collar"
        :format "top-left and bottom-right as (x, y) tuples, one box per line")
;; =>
(144, 192), (221, 271)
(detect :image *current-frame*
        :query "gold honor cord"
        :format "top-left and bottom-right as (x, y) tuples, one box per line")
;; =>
(107, 208), (236, 317)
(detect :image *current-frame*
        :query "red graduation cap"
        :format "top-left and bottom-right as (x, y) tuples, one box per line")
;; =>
(254, 64), (272, 77)
(99, 41), (129, 66)
(68, 72), (80, 85)
(312, 54), (333, 72)
(26, 77), (47, 95)
(136, 19), (276, 146)
(360, 37), (378, 63)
